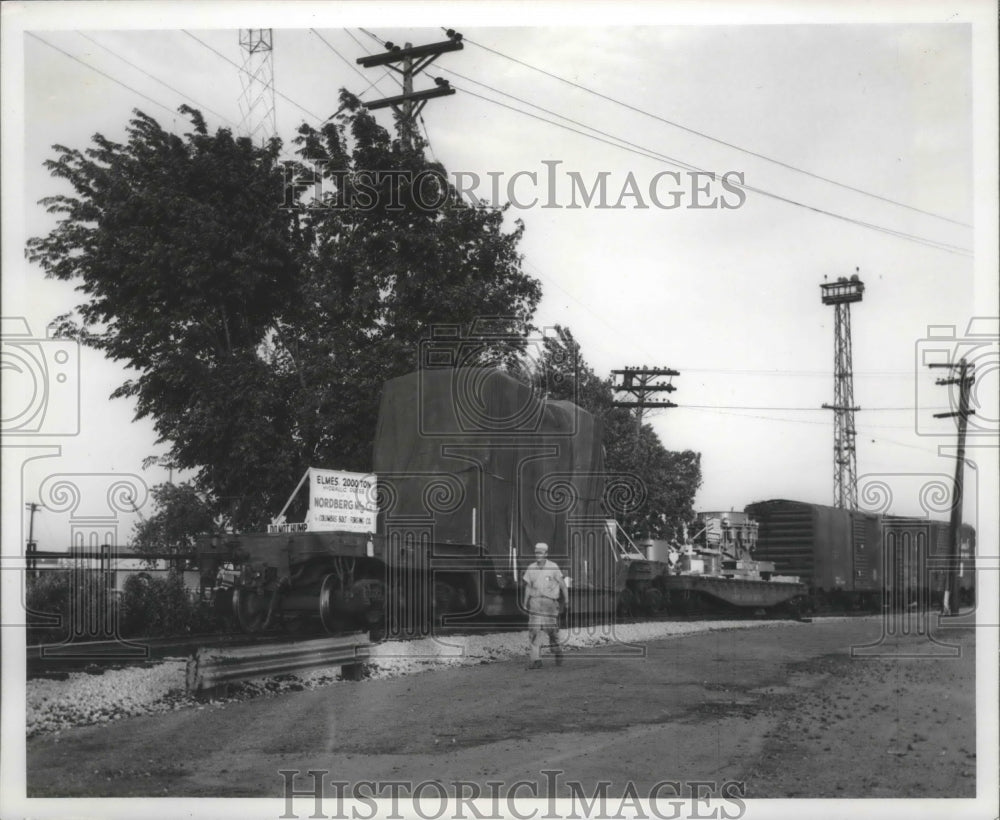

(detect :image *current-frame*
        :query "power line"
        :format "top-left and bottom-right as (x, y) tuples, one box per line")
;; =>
(682, 368), (917, 377)
(676, 406), (948, 452)
(523, 257), (926, 387)
(357, 28), (387, 47)
(461, 33), (972, 229)
(324, 29), (970, 255)
(309, 29), (398, 98)
(435, 66), (698, 172)
(181, 30), (323, 123)
(419, 114), (438, 161)
(678, 405), (945, 411)
(447, 81), (971, 257)
(76, 33), (239, 128)
(28, 33), (178, 118)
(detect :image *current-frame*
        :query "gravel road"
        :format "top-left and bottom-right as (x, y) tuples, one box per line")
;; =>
(21, 616), (981, 807)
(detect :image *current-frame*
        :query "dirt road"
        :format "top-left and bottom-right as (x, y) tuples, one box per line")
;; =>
(26, 617), (977, 801)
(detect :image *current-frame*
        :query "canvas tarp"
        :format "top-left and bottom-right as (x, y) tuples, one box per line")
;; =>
(373, 368), (606, 562)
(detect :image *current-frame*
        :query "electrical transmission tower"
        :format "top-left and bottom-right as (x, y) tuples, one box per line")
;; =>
(611, 366), (679, 435)
(820, 273), (865, 510)
(356, 30), (463, 150)
(238, 29), (277, 144)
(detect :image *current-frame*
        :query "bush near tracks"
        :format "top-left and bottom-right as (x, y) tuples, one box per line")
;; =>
(25, 571), (92, 644)
(118, 572), (222, 638)
(26, 570), (223, 643)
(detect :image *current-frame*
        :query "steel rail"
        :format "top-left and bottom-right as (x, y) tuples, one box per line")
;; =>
(185, 633), (371, 693)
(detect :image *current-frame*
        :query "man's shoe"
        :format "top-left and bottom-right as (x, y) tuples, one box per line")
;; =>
(527, 661), (543, 670)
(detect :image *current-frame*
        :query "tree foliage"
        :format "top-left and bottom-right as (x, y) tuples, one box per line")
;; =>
(118, 571), (221, 637)
(28, 96), (541, 530)
(532, 326), (702, 540)
(130, 482), (216, 561)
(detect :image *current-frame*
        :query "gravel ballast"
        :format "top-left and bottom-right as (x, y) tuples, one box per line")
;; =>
(27, 619), (799, 737)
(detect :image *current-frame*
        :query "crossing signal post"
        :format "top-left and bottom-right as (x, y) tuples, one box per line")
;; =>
(928, 358), (975, 615)
(356, 30), (463, 150)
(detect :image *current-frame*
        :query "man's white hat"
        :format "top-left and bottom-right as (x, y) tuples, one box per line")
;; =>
(534, 542), (549, 553)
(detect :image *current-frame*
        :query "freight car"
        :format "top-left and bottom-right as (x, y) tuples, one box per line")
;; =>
(745, 499), (975, 611)
(881, 515), (976, 609)
(198, 367), (807, 638)
(625, 511), (806, 615)
(198, 367), (626, 637)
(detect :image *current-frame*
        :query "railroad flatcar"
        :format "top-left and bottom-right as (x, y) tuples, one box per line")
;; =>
(628, 512), (806, 615)
(198, 367), (626, 637)
(198, 367), (808, 637)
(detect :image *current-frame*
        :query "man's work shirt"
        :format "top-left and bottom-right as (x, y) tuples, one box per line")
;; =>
(523, 559), (564, 601)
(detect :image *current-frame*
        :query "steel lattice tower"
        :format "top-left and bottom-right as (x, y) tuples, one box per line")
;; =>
(238, 29), (277, 144)
(821, 274), (865, 510)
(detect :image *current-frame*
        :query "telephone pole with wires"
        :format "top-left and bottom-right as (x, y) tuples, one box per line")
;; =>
(928, 357), (975, 614)
(25, 502), (41, 577)
(356, 29), (463, 150)
(611, 366), (679, 436)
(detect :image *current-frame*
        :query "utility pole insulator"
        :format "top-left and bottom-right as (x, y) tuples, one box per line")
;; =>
(356, 34), (464, 150)
(611, 366), (680, 434)
(362, 84), (456, 111)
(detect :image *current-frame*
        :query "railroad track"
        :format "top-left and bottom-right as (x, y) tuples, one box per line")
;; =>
(26, 632), (280, 679)
(25, 621), (525, 679)
(25, 608), (811, 679)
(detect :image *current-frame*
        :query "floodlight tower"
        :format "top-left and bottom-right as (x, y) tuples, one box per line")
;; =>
(239, 29), (277, 144)
(821, 273), (865, 510)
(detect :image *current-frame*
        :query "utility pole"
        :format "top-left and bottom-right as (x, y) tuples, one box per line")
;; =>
(928, 357), (975, 615)
(25, 501), (40, 576)
(821, 273), (865, 510)
(611, 366), (679, 436)
(356, 30), (463, 151)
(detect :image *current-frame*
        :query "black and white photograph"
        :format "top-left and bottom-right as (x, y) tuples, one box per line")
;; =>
(2, 2), (997, 819)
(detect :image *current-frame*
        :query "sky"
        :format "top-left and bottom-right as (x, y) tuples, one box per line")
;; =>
(1, 2), (998, 818)
(4, 2), (996, 553)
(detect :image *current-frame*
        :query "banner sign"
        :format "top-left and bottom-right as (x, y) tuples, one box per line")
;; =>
(306, 468), (378, 533)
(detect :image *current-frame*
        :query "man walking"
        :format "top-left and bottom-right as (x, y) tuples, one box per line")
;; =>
(522, 542), (568, 669)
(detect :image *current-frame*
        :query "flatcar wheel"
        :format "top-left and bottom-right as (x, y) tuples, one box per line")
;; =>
(676, 589), (698, 616)
(617, 588), (637, 618)
(643, 587), (665, 615)
(232, 587), (268, 633)
(433, 581), (455, 622)
(386, 586), (408, 635)
(214, 587), (236, 619)
(318, 574), (347, 634)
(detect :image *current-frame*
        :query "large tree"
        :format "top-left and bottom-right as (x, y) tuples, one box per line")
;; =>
(130, 482), (217, 563)
(28, 97), (541, 530)
(532, 326), (702, 540)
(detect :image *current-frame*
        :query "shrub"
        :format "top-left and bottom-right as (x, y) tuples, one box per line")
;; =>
(25, 570), (116, 645)
(118, 571), (222, 637)
(25, 569), (223, 643)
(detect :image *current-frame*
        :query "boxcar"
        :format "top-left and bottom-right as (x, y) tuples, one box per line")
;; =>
(746, 499), (975, 610)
